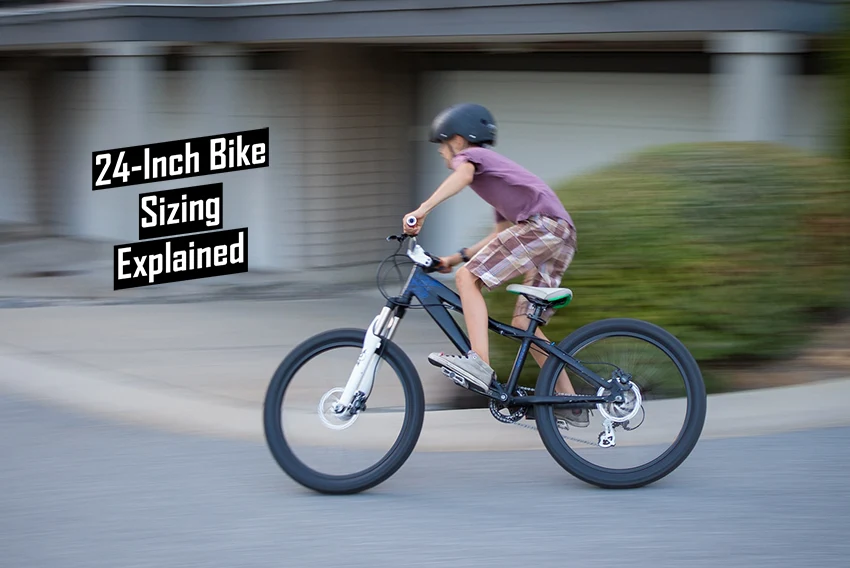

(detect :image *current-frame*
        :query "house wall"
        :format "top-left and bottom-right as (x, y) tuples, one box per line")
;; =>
(0, 71), (36, 225)
(44, 46), (304, 272)
(295, 45), (417, 278)
(0, 38), (835, 285)
(16, 44), (416, 280)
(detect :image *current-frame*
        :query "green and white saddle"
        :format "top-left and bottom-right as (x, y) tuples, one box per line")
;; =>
(507, 284), (573, 309)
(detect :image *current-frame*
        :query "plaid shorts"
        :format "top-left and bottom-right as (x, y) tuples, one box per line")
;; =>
(466, 215), (576, 324)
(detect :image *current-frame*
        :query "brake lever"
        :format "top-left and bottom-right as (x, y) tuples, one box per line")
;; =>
(422, 254), (447, 274)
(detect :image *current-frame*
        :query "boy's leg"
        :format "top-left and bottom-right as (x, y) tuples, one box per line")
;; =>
(427, 266), (494, 393)
(426, 259), (499, 394)
(456, 268), (490, 364)
(513, 304), (590, 428)
(428, 216), (570, 393)
(510, 226), (577, 394)
(512, 308), (575, 394)
(508, 222), (588, 427)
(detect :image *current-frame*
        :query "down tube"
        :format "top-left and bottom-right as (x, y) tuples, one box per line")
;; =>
(407, 272), (471, 355)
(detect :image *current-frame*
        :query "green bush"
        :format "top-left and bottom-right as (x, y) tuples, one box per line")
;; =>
(485, 142), (850, 393)
(833, 0), (850, 162)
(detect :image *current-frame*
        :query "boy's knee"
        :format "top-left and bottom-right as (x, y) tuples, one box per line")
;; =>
(455, 266), (475, 287)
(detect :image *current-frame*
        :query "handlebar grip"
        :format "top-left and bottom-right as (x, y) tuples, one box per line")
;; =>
(405, 215), (417, 227)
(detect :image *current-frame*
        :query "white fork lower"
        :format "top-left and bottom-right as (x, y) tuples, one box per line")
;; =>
(333, 306), (399, 412)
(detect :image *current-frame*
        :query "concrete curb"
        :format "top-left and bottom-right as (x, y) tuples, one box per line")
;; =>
(1, 348), (849, 452)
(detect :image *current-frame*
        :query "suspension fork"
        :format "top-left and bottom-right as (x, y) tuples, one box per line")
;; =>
(335, 304), (401, 409)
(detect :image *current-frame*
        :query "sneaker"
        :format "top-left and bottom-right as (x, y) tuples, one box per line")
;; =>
(554, 406), (590, 429)
(524, 397), (591, 429)
(428, 350), (496, 394)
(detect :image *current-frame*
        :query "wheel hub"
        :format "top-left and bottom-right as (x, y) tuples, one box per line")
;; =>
(596, 381), (642, 423)
(317, 387), (359, 430)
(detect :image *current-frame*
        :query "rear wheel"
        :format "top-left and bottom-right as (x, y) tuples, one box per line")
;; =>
(263, 328), (425, 494)
(534, 318), (706, 489)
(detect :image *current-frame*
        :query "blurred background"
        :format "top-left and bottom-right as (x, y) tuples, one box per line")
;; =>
(1, 1), (850, 566)
(1, 0), (847, 393)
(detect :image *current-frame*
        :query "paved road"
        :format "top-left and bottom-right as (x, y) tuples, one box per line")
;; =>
(1, 391), (848, 568)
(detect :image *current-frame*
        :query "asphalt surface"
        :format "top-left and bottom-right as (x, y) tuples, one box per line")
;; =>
(1, 391), (848, 568)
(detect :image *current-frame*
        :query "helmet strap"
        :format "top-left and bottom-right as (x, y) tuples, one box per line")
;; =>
(443, 139), (458, 160)
(448, 136), (470, 158)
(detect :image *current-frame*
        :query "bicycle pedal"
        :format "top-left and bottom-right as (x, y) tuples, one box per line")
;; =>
(441, 366), (467, 387)
(440, 366), (492, 394)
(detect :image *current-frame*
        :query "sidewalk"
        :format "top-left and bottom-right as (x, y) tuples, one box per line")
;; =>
(0, 288), (483, 403)
(0, 228), (483, 414)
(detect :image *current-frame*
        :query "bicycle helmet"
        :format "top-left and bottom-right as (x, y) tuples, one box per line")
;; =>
(429, 103), (497, 146)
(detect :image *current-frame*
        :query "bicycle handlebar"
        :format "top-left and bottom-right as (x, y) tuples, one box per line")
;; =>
(385, 230), (446, 273)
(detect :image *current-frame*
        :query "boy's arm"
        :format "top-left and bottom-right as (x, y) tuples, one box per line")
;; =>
(410, 162), (475, 220)
(444, 219), (512, 267)
(467, 220), (512, 257)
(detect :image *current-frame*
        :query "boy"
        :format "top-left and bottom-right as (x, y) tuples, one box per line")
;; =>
(403, 102), (588, 428)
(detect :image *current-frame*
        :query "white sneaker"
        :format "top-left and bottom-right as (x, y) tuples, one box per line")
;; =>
(428, 350), (496, 393)
(524, 402), (591, 428)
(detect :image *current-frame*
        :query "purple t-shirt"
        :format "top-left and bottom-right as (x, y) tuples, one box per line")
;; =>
(451, 147), (573, 227)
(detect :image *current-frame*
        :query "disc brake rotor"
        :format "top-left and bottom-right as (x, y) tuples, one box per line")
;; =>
(318, 387), (358, 430)
(596, 382), (643, 423)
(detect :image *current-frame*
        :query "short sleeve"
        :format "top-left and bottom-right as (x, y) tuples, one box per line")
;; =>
(451, 148), (485, 173)
(494, 208), (507, 223)
(451, 153), (474, 171)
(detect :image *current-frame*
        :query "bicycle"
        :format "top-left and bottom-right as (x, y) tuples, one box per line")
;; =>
(263, 220), (707, 495)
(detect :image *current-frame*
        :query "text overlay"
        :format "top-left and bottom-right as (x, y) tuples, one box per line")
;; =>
(93, 128), (269, 191)
(114, 228), (248, 290)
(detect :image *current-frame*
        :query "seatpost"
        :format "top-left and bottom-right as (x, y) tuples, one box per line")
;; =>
(526, 303), (546, 334)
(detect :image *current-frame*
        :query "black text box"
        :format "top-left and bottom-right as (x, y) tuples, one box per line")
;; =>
(114, 228), (248, 290)
(93, 128), (269, 191)
(139, 182), (223, 240)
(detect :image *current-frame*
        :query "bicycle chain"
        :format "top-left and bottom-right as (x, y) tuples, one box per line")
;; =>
(488, 386), (599, 447)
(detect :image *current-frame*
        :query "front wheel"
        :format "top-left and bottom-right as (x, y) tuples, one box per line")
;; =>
(534, 318), (707, 489)
(263, 328), (425, 494)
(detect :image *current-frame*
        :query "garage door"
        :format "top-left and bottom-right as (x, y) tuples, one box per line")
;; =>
(53, 63), (302, 272)
(0, 71), (36, 225)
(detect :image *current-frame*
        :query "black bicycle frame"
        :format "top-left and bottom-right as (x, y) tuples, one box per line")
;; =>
(385, 264), (615, 408)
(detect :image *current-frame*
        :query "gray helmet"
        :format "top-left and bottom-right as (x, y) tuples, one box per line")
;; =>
(429, 103), (497, 146)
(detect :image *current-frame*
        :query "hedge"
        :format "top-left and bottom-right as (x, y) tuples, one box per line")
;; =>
(484, 142), (850, 393)
(833, 0), (850, 162)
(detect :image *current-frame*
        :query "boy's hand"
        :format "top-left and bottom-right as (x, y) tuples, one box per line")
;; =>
(436, 253), (462, 273)
(403, 211), (424, 235)
(436, 256), (454, 273)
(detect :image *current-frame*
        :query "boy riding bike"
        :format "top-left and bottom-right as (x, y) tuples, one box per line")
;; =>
(403, 102), (588, 428)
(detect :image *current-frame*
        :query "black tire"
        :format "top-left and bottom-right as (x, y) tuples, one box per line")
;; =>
(534, 318), (707, 489)
(263, 328), (425, 494)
